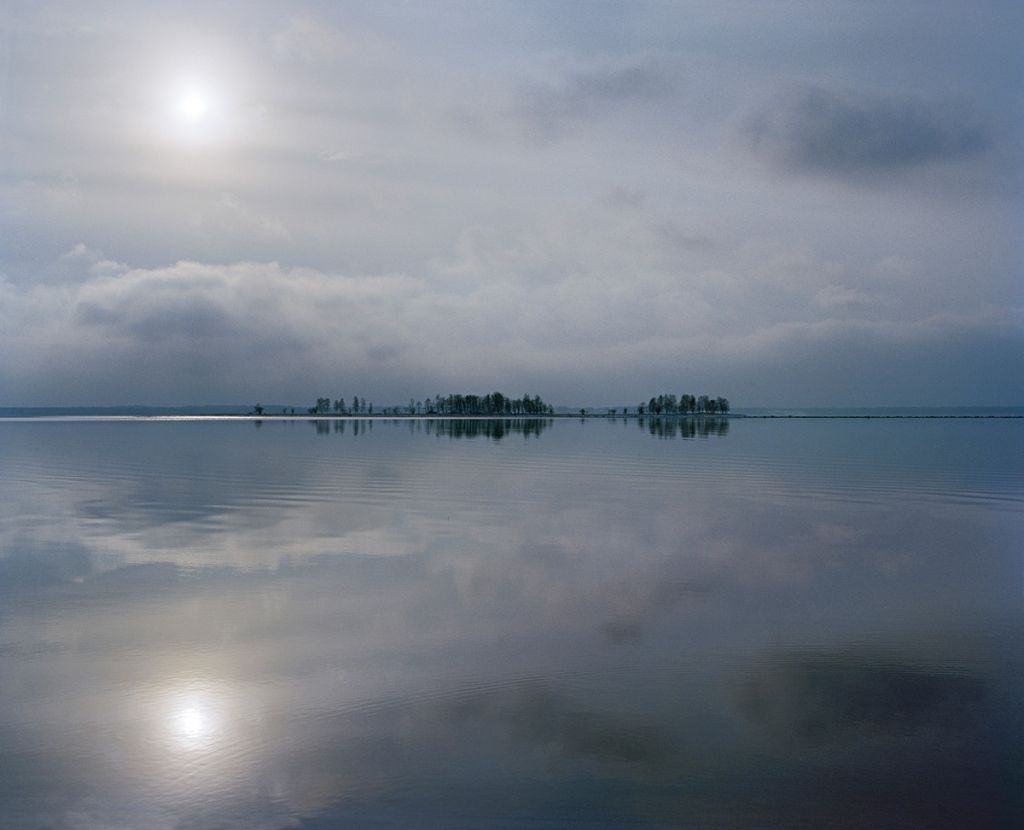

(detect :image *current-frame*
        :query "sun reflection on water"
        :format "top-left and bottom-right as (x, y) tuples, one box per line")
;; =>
(174, 706), (208, 742)
(144, 678), (261, 801)
(164, 683), (226, 753)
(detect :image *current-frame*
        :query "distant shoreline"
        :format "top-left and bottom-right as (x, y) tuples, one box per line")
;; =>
(0, 413), (1020, 421)
(733, 414), (1023, 419)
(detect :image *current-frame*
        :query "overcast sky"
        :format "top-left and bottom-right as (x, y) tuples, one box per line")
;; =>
(1, 1), (1021, 407)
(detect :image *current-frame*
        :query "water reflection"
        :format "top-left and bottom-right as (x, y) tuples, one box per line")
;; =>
(304, 416), (553, 440)
(165, 683), (227, 752)
(307, 416), (721, 440)
(0, 418), (1020, 827)
(440, 678), (671, 766)
(736, 652), (988, 743)
(640, 414), (730, 438)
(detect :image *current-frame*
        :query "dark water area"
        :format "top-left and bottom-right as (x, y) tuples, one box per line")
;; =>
(0, 418), (1021, 828)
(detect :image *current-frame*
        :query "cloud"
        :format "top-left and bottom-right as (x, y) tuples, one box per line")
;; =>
(270, 15), (355, 64)
(0, 259), (430, 404)
(59, 243), (97, 262)
(717, 307), (1024, 406)
(606, 186), (646, 210)
(730, 306), (1024, 355)
(194, 193), (292, 241)
(745, 86), (992, 178)
(513, 63), (672, 141)
(813, 284), (879, 309)
(2, 241), (1022, 407)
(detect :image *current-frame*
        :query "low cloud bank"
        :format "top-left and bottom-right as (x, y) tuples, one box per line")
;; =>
(1, 253), (1020, 407)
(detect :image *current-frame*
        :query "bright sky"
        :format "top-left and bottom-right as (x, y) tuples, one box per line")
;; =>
(1, 1), (1021, 406)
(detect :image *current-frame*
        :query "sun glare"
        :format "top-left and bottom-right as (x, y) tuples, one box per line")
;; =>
(177, 706), (206, 738)
(150, 58), (238, 147)
(178, 90), (209, 121)
(167, 693), (221, 750)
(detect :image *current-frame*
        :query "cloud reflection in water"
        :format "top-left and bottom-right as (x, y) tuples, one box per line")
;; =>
(0, 419), (1020, 827)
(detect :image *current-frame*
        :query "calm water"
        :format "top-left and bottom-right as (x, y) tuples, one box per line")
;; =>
(1, 417), (1021, 829)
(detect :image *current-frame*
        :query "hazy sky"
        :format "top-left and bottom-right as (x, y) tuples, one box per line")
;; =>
(1, 1), (1021, 407)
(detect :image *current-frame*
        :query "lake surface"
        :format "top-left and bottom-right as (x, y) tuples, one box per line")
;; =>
(1, 417), (1021, 828)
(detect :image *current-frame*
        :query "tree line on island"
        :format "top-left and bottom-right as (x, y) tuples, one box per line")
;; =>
(635, 394), (729, 416)
(250, 391), (730, 418)
(300, 392), (555, 417)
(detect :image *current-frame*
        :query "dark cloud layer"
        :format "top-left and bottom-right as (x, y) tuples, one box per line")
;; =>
(746, 86), (992, 177)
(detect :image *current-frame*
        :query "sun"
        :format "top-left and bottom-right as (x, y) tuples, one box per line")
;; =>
(161, 81), (223, 146)
(150, 61), (236, 147)
(178, 89), (209, 121)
